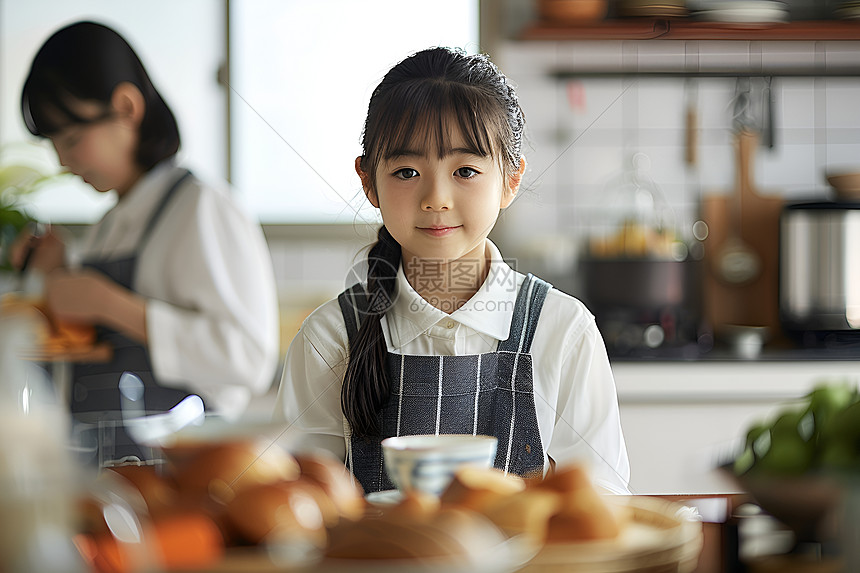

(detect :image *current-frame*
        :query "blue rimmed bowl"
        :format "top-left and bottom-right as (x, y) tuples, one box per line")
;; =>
(381, 434), (498, 497)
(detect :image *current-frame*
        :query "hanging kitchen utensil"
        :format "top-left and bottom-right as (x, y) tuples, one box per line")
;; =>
(731, 77), (754, 130)
(717, 79), (761, 285)
(717, 134), (761, 285)
(684, 79), (699, 167)
(761, 76), (775, 150)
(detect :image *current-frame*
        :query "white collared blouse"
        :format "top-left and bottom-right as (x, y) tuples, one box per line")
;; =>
(76, 162), (280, 419)
(275, 240), (630, 493)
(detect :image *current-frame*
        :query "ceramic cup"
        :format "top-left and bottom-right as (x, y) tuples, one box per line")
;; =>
(381, 434), (498, 496)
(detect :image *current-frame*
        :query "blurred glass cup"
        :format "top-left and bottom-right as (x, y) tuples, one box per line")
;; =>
(0, 313), (86, 572)
(70, 417), (167, 471)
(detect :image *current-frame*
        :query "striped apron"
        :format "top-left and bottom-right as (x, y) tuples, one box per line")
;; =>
(338, 273), (550, 493)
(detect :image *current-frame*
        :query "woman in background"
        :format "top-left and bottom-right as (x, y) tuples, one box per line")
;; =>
(15, 21), (279, 460)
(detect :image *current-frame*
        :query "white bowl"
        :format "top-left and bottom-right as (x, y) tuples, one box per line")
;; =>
(381, 434), (498, 496)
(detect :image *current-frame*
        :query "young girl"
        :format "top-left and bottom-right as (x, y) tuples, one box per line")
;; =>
(15, 22), (279, 457)
(276, 47), (630, 494)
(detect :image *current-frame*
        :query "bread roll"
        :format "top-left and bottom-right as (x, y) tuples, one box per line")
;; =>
(534, 463), (592, 494)
(224, 481), (327, 547)
(325, 503), (506, 562)
(481, 488), (561, 543)
(535, 465), (623, 542)
(171, 441), (300, 503)
(107, 464), (178, 518)
(545, 493), (622, 541)
(425, 508), (508, 560)
(293, 477), (340, 527)
(295, 453), (365, 520)
(325, 517), (462, 560)
(440, 466), (525, 512)
(386, 490), (439, 521)
(150, 510), (224, 570)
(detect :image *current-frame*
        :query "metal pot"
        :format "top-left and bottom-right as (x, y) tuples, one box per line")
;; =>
(779, 201), (860, 333)
(578, 257), (703, 354)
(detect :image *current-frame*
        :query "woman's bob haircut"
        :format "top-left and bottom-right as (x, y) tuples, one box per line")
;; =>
(21, 21), (180, 171)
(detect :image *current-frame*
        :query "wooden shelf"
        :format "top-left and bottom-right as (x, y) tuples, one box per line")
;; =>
(521, 19), (860, 41)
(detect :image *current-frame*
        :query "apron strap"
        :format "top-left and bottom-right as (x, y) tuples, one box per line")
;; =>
(137, 169), (193, 251)
(338, 283), (370, 345)
(88, 168), (193, 250)
(498, 273), (552, 354)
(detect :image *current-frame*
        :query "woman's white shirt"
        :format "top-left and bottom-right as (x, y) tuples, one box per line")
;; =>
(275, 240), (630, 494)
(77, 162), (280, 419)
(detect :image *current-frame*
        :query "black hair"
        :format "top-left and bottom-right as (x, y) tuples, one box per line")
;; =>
(21, 21), (180, 171)
(343, 47), (526, 438)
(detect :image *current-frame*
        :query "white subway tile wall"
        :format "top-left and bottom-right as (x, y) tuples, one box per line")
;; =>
(491, 39), (860, 286)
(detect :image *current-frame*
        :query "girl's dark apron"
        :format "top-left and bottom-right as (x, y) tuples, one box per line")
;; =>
(71, 169), (199, 462)
(339, 273), (550, 494)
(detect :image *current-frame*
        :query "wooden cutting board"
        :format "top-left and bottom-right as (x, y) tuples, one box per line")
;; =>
(700, 129), (783, 340)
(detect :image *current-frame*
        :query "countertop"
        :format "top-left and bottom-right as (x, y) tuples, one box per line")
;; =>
(611, 357), (860, 495)
(613, 359), (860, 404)
(609, 334), (860, 363)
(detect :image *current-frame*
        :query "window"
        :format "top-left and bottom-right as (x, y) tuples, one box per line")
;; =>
(229, 0), (479, 223)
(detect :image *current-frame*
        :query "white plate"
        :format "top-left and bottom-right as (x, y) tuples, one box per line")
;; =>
(156, 415), (298, 448)
(689, 0), (785, 9)
(835, 6), (860, 19)
(694, 6), (788, 22)
(365, 489), (405, 506)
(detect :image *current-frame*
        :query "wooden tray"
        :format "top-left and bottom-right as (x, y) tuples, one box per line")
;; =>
(173, 534), (536, 573)
(174, 496), (701, 573)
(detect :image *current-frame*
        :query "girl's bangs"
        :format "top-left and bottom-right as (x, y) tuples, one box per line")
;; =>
(377, 82), (499, 162)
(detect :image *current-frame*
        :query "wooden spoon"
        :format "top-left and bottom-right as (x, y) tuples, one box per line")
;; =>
(717, 130), (761, 285)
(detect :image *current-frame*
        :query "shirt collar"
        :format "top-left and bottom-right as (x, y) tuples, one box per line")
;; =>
(108, 160), (178, 220)
(382, 240), (520, 349)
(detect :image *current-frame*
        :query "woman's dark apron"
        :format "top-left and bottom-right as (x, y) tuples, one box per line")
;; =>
(339, 273), (550, 494)
(71, 169), (199, 463)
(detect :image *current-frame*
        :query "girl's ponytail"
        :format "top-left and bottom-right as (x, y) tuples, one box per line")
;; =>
(341, 225), (401, 438)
